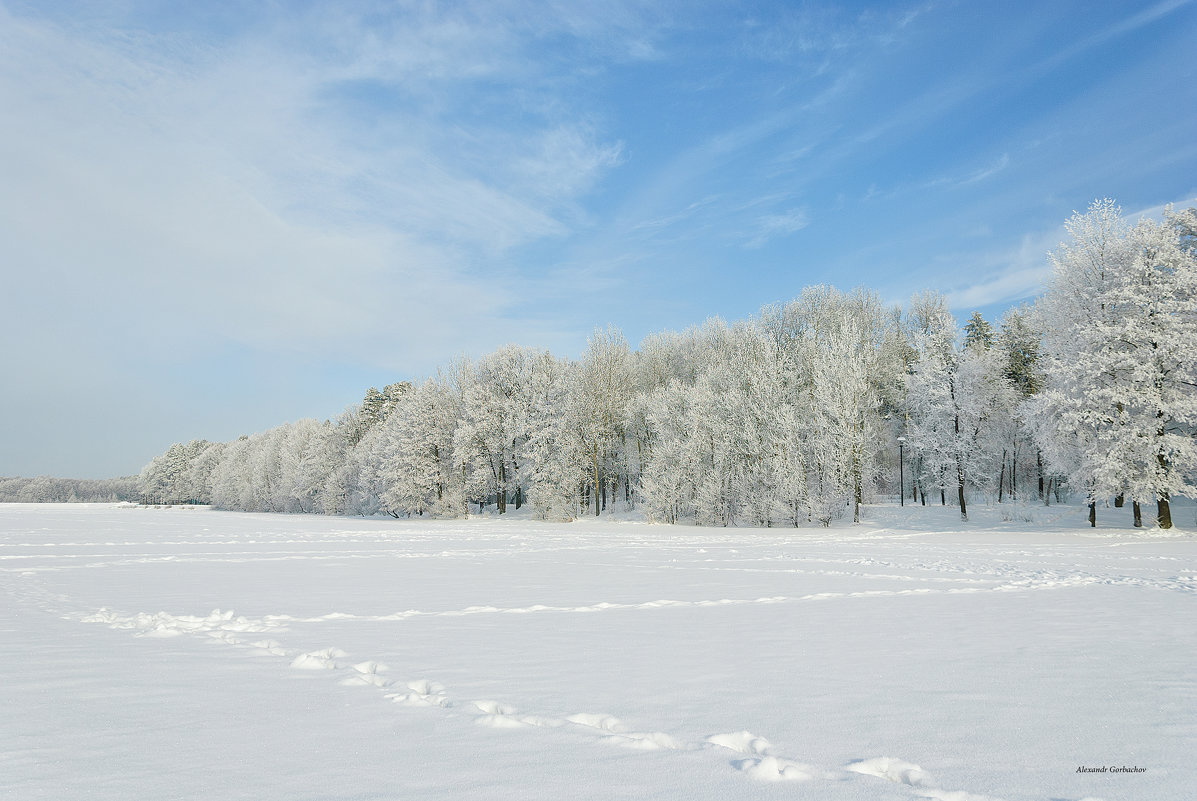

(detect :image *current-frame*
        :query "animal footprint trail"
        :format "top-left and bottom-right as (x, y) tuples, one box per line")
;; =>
(565, 712), (686, 750)
(564, 712), (624, 731)
(73, 602), (1033, 801)
(846, 756), (931, 786)
(289, 647), (349, 670)
(706, 730), (773, 755)
(733, 755), (816, 781)
(706, 731), (817, 781)
(246, 639), (288, 656)
(845, 758), (1015, 801)
(472, 700), (563, 729)
(600, 730), (686, 750)
(340, 661), (393, 687)
(386, 679), (450, 708)
(78, 607), (284, 639)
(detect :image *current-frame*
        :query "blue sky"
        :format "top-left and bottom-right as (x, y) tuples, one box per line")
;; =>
(2, 0), (1195, 478)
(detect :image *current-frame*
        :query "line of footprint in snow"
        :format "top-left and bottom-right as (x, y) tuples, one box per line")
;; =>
(71, 604), (1108, 801)
(12, 548), (1190, 595)
(68, 575), (1131, 640)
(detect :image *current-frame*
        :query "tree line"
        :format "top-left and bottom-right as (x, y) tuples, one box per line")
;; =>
(0, 475), (139, 503)
(139, 201), (1196, 528)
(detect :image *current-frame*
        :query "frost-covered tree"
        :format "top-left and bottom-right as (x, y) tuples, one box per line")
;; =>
(0, 475), (138, 502)
(274, 419), (323, 512)
(522, 357), (586, 520)
(1123, 206), (1197, 527)
(636, 380), (696, 524)
(636, 319), (799, 526)
(905, 298), (1017, 520)
(995, 305), (1046, 502)
(287, 421), (335, 513)
(452, 347), (548, 514)
(373, 371), (466, 517)
(571, 327), (633, 516)
(138, 438), (212, 504)
(764, 291), (869, 522)
(1029, 200), (1197, 528)
(360, 382), (410, 430)
(902, 291), (958, 508)
(963, 311), (995, 351)
(311, 414), (359, 514)
(209, 435), (252, 510)
(624, 327), (705, 507)
(136, 202), (1187, 532)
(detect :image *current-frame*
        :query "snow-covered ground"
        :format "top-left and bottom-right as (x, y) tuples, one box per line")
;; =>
(2, 502), (1194, 800)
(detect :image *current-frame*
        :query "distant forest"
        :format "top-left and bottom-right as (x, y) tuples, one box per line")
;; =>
(138, 201), (1196, 528)
(0, 475), (138, 503)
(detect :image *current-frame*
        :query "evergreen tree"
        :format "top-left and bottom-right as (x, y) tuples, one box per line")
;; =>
(962, 311), (995, 351)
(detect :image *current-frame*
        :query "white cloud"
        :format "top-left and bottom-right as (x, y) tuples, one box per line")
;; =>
(1027, 0), (1194, 76)
(956, 153), (1011, 186)
(1126, 194), (1197, 222)
(745, 207), (810, 249)
(0, 3), (631, 376)
(738, 3), (931, 62)
(508, 125), (626, 204)
(942, 222), (1066, 310)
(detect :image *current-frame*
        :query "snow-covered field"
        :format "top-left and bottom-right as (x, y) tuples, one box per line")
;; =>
(2, 503), (1194, 800)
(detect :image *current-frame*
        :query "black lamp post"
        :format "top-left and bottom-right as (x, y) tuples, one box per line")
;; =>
(897, 436), (906, 507)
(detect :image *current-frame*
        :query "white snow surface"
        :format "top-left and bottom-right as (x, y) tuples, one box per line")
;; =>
(1, 501), (1194, 800)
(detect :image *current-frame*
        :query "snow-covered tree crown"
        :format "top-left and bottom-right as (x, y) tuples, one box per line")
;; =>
(139, 201), (1196, 529)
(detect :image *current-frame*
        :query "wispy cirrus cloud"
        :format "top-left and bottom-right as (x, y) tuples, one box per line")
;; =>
(1026, 0), (1194, 76)
(737, 2), (932, 63)
(950, 153), (1011, 187)
(0, 0), (659, 474)
(0, 1), (640, 373)
(939, 192), (1197, 310)
(745, 208), (810, 249)
(4, 0), (1195, 478)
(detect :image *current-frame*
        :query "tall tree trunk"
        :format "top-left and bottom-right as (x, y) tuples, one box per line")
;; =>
(497, 460), (507, 514)
(953, 411), (963, 518)
(433, 445), (443, 501)
(635, 437), (644, 509)
(511, 455), (522, 509)
(1088, 501), (1096, 527)
(1157, 493), (1172, 529)
(1156, 451), (1172, 528)
(998, 450), (1007, 503)
(1037, 450), (1044, 500)
(852, 445), (862, 524)
(592, 450), (601, 517)
(1011, 447), (1017, 500)
(1044, 478), (1052, 506)
(1133, 501), (1142, 528)
(957, 462), (967, 521)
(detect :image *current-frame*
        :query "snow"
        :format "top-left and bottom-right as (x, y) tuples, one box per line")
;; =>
(1, 501), (1194, 800)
